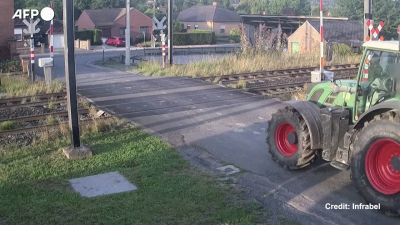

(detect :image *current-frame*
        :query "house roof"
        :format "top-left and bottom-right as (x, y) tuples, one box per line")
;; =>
(177, 5), (241, 23)
(84, 8), (125, 27)
(308, 20), (363, 43)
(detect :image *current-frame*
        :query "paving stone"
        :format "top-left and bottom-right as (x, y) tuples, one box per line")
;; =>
(69, 172), (137, 198)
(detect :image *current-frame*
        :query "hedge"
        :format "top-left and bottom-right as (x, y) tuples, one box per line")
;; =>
(75, 29), (102, 45)
(173, 32), (216, 45)
(0, 60), (21, 73)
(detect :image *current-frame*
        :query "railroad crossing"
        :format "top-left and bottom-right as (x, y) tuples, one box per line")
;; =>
(69, 53), (397, 225)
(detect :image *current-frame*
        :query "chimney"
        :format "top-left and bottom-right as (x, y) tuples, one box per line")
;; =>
(213, 2), (218, 7)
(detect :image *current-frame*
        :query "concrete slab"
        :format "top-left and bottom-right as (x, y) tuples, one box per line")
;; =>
(69, 172), (137, 198)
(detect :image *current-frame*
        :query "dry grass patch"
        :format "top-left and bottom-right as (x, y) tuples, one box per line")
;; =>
(137, 52), (361, 77)
(0, 76), (64, 98)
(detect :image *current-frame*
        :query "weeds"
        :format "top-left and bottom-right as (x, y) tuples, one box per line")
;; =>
(0, 76), (64, 98)
(137, 51), (361, 78)
(45, 115), (58, 126)
(0, 121), (16, 131)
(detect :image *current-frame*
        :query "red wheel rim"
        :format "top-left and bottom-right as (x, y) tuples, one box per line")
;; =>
(275, 123), (298, 157)
(365, 138), (400, 195)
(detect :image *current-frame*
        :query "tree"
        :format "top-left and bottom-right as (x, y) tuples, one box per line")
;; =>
(235, 0), (310, 15)
(332, 0), (363, 20)
(372, 0), (400, 40)
(332, 0), (400, 39)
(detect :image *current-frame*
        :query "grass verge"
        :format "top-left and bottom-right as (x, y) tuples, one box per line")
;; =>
(0, 128), (261, 225)
(137, 52), (361, 77)
(0, 75), (64, 98)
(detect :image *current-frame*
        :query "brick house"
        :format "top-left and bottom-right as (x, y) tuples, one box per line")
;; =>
(76, 8), (152, 42)
(0, 0), (15, 60)
(288, 20), (363, 54)
(177, 2), (242, 36)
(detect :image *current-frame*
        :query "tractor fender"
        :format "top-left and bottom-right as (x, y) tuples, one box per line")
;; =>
(286, 101), (323, 150)
(354, 100), (400, 129)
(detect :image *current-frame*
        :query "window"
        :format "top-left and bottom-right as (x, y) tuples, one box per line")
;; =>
(14, 28), (23, 41)
(187, 25), (191, 30)
(194, 25), (199, 30)
(120, 27), (126, 36)
(291, 42), (300, 53)
(358, 50), (400, 112)
(220, 25), (226, 34)
(139, 26), (149, 34)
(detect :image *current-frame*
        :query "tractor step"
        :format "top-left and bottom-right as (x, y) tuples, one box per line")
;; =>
(330, 160), (349, 171)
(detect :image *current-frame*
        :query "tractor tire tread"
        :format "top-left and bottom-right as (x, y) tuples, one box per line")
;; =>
(267, 106), (316, 170)
(351, 110), (400, 216)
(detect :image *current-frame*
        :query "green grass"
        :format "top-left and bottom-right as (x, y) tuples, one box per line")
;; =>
(0, 128), (261, 225)
(0, 76), (64, 98)
(137, 52), (361, 77)
(0, 121), (16, 131)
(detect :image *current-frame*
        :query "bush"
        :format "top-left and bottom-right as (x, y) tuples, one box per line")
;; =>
(332, 43), (354, 56)
(75, 29), (103, 45)
(228, 28), (241, 43)
(0, 60), (21, 73)
(173, 32), (216, 45)
(229, 35), (240, 43)
(93, 29), (103, 45)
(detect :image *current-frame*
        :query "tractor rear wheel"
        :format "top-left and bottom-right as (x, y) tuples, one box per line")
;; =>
(267, 107), (316, 170)
(351, 113), (400, 216)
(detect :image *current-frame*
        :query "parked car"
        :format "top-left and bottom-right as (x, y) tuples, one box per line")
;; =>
(105, 37), (125, 47)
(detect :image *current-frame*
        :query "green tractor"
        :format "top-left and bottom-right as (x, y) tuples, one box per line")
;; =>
(267, 41), (400, 215)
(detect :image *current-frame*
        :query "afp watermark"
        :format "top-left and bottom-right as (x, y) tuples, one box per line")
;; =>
(12, 7), (55, 21)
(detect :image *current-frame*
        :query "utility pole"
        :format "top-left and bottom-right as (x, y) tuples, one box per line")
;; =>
(63, 0), (81, 148)
(364, 0), (372, 42)
(125, 0), (131, 65)
(168, 0), (173, 65)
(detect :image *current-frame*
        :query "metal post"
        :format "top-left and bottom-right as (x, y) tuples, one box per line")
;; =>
(319, 0), (324, 80)
(152, 0), (156, 48)
(125, 0), (131, 65)
(30, 34), (35, 82)
(364, 0), (372, 42)
(168, 0), (173, 65)
(50, 0), (55, 58)
(63, 0), (81, 148)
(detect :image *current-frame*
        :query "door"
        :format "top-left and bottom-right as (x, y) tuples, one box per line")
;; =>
(291, 42), (300, 53)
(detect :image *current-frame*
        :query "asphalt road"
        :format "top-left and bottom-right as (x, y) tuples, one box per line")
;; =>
(50, 52), (398, 225)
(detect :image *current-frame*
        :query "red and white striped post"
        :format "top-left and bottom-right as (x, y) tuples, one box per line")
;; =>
(50, 19), (54, 58)
(30, 34), (35, 82)
(161, 32), (166, 68)
(319, 0), (324, 79)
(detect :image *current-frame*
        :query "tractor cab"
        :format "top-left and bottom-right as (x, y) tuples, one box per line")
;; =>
(354, 41), (400, 119)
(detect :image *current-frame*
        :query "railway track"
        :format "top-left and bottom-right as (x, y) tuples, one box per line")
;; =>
(249, 71), (358, 96)
(0, 92), (110, 138)
(0, 117), (108, 136)
(0, 92), (66, 105)
(200, 64), (359, 96)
